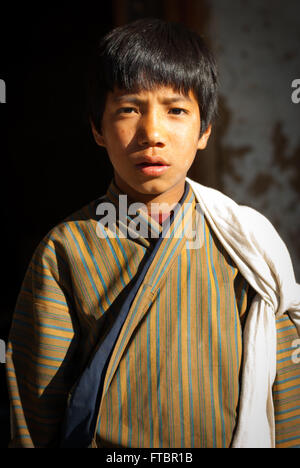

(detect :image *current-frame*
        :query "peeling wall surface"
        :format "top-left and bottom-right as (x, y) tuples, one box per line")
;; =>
(209, 0), (300, 280)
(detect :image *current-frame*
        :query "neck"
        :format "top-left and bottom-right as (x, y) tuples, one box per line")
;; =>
(113, 177), (186, 218)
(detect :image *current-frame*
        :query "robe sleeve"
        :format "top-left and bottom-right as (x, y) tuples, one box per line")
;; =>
(274, 314), (300, 448)
(6, 230), (78, 447)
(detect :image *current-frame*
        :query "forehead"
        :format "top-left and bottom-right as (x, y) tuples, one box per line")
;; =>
(107, 85), (199, 105)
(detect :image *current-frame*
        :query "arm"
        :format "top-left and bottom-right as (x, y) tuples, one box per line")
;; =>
(274, 314), (300, 448)
(6, 232), (78, 447)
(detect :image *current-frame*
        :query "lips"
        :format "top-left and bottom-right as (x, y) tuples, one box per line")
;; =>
(135, 157), (170, 176)
(135, 156), (170, 167)
(137, 162), (165, 166)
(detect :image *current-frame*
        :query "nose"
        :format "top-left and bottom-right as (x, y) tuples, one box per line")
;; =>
(137, 111), (166, 148)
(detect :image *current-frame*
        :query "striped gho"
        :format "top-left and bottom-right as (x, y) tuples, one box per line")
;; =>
(6, 181), (300, 447)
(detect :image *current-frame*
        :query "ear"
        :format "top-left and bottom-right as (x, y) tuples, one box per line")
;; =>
(90, 119), (106, 147)
(197, 124), (212, 150)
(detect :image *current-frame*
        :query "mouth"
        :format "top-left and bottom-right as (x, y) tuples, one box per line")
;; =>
(135, 155), (170, 176)
(135, 160), (170, 176)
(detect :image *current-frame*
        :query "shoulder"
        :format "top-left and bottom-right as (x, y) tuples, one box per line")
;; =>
(186, 176), (290, 263)
(33, 195), (107, 260)
(187, 177), (299, 315)
(187, 176), (276, 231)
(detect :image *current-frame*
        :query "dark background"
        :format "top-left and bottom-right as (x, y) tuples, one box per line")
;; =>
(0, 0), (188, 447)
(1, 1), (300, 448)
(0, 2), (117, 447)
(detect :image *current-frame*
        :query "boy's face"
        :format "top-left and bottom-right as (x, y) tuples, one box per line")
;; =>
(92, 85), (211, 206)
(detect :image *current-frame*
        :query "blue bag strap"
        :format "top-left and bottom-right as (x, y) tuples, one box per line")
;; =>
(60, 184), (189, 447)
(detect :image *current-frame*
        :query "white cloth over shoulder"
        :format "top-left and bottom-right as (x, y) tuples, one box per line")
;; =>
(187, 177), (300, 448)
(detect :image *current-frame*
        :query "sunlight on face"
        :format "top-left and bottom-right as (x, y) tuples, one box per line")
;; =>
(92, 85), (211, 206)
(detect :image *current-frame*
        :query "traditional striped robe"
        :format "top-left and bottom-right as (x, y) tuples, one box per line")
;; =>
(6, 180), (300, 448)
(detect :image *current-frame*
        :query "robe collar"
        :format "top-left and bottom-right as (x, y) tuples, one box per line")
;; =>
(103, 179), (196, 248)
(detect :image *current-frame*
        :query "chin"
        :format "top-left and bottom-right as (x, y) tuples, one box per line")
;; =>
(134, 180), (170, 195)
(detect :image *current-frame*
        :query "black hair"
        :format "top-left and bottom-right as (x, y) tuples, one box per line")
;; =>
(87, 18), (218, 136)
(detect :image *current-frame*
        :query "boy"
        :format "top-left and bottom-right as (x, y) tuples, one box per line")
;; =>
(6, 18), (300, 448)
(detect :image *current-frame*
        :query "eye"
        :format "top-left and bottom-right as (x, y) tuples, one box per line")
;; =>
(118, 107), (137, 114)
(169, 108), (187, 115)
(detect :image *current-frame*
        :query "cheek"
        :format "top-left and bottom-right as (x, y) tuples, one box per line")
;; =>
(103, 116), (132, 139)
(184, 157), (193, 169)
(173, 136), (199, 171)
(116, 125), (137, 150)
(117, 126), (129, 139)
(176, 136), (199, 160)
(105, 126), (131, 156)
(180, 156), (195, 173)
(172, 119), (200, 146)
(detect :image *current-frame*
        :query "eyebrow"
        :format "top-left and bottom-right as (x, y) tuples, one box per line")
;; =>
(113, 94), (192, 104)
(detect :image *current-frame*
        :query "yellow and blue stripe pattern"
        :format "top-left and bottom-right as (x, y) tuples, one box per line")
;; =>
(273, 316), (300, 448)
(6, 180), (300, 448)
(95, 183), (250, 448)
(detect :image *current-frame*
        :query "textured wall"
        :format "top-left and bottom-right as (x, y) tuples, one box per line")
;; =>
(114, 0), (300, 280)
(209, 0), (300, 280)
